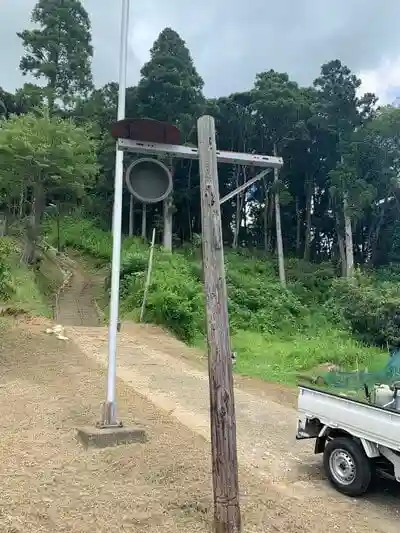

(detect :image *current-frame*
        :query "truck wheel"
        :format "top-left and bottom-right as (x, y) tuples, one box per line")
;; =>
(323, 437), (371, 496)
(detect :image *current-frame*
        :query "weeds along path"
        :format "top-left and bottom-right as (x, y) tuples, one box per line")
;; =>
(69, 322), (400, 533)
(54, 257), (100, 327)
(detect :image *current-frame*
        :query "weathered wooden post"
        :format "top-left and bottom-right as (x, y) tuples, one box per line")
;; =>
(197, 115), (241, 533)
(110, 114), (282, 524)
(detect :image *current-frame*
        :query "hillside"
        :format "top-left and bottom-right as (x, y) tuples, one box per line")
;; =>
(42, 217), (394, 385)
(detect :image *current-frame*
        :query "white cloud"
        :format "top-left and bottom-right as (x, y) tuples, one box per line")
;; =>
(2, 0), (400, 102)
(360, 56), (400, 104)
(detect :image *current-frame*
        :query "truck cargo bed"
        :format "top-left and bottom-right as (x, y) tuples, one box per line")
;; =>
(298, 386), (400, 452)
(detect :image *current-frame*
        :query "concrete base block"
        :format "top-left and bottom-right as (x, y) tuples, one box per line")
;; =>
(76, 425), (147, 449)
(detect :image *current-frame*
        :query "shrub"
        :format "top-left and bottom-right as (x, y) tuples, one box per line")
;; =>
(51, 216), (389, 381)
(225, 254), (308, 334)
(121, 250), (204, 343)
(330, 272), (400, 347)
(0, 238), (17, 300)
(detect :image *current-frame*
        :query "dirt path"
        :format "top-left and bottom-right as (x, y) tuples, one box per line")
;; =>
(55, 262), (100, 327)
(68, 322), (400, 533)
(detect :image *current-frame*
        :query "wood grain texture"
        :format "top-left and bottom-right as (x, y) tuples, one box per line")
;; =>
(197, 115), (241, 533)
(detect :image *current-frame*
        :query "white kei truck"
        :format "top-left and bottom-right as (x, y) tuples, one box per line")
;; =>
(296, 383), (400, 496)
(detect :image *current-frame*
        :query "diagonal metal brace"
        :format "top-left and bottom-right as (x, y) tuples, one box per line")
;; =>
(219, 168), (272, 205)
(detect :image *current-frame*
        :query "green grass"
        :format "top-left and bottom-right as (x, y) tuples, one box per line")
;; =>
(34, 250), (65, 312)
(43, 216), (391, 386)
(231, 329), (387, 385)
(0, 237), (53, 318)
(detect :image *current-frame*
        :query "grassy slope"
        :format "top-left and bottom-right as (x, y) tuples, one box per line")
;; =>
(44, 217), (387, 385)
(0, 237), (63, 318)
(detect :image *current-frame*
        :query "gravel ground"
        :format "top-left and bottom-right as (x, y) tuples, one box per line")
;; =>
(0, 321), (211, 532)
(1, 261), (399, 532)
(2, 319), (399, 533)
(69, 321), (400, 533)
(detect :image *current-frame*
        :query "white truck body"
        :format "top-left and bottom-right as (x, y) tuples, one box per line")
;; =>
(296, 385), (400, 495)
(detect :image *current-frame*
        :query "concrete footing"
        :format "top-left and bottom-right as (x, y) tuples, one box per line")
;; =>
(76, 425), (147, 449)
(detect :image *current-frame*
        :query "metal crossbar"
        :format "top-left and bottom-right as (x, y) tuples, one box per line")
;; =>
(118, 138), (283, 169)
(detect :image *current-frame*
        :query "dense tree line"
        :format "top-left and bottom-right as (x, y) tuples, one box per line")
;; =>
(1, 0), (400, 278)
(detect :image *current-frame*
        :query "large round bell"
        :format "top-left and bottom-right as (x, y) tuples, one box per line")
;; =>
(125, 158), (173, 204)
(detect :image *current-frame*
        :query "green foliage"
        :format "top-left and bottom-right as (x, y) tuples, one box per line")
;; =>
(52, 217), (113, 260)
(252, 69), (308, 147)
(286, 258), (337, 304)
(7, 18), (400, 385)
(18, 0), (93, 109)
(53, 218), (390, 383)
(232, 329), (384, 384)
(225, 253), (308, 333)
(121, 250), (204, 343)
(0, 237), (49, 315)
(0, 238), (17, 300)
(137, 27), (204, 139)
(330, 272), (400, 347)
(0, 111), (98, 208)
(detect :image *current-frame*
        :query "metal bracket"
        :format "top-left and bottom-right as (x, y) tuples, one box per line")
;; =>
(118, 138), (283, 169)
(97, 401), (123, 429)
(219, 169), (272, 205)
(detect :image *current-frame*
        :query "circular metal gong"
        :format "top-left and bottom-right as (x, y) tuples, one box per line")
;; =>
(125, 158), (173, 204)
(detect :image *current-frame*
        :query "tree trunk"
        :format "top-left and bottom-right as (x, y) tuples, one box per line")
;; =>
(232, 167), (240, 249)
(128, 195), (134, 237)
(163, 196), (173, 252)
(335, 216), (347, 277)
(295, 196), (301, 256)
(263, 186), (274, 253)
(343, 193), (354, 277)
(0, 212), (6, 237)
(141, 203), (147, 239)
(303, 178), (313, 261)
(19, 185), (25, 219)
(21, 182), (45, 265)
(366, 205), (386, 266)
(273, 144), (286, 287)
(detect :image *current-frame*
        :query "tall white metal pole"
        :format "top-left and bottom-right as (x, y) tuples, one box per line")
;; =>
(102, 0), (130, 426)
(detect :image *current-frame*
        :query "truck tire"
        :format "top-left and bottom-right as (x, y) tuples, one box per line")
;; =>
(323, 437), (371, 496)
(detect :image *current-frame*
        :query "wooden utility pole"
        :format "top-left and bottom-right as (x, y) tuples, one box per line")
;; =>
(197, 115), (241, 533)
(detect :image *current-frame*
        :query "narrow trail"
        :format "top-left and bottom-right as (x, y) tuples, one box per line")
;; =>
(55, 263), (100, 327)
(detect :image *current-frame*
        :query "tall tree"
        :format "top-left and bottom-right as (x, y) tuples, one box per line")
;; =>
(74, 84), (140, 225)
(0, 111), (98, 263)
(251, 70), (307, 285)
(313, 60), (377, 276)
(18, 0), (93, 113)
(137, 27), (205, 250)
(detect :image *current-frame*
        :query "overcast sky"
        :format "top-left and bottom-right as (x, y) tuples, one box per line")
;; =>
(2, 0), (400, 104)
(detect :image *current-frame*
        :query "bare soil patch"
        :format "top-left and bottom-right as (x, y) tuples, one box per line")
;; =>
(1, 319), (399, 532)
(121, 322), (297, 408)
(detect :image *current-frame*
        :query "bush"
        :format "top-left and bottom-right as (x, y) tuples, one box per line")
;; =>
(0, 238), (17, 300)
(330, 272), (400, 347)
(225, 254), (308, 334)
(121, 250), (204, 343)
(51, 216), (390, 381)
(0, 237), (49, 315)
